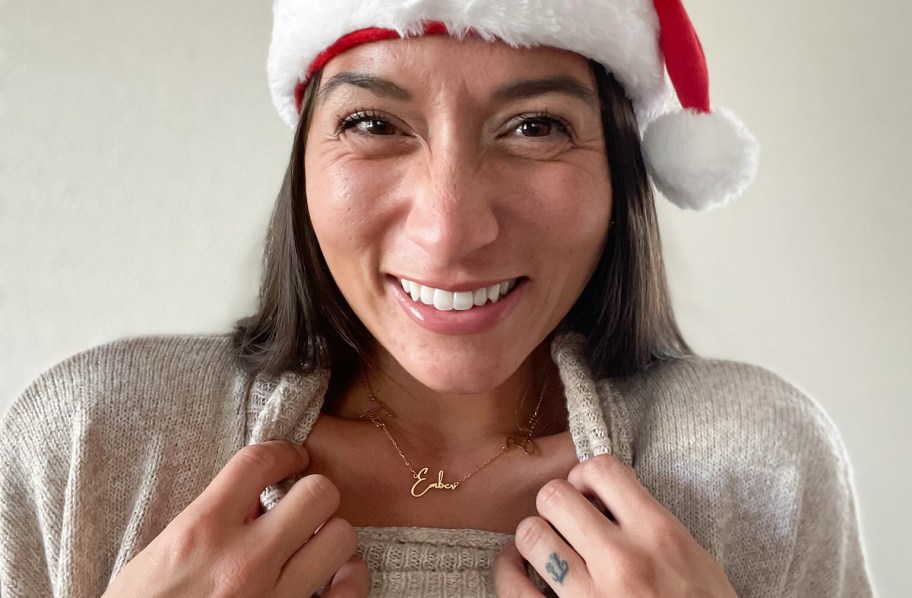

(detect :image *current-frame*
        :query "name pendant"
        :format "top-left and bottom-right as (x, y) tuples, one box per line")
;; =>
(410, 467), (459, 498)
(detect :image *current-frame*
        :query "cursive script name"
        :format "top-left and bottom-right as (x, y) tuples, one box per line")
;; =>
(410, 467), (459, 497)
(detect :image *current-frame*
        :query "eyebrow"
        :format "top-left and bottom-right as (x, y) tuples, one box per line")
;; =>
(316, 72), (599, 109)
(491, 75), (599, 109)
(317, 72), (412, 104)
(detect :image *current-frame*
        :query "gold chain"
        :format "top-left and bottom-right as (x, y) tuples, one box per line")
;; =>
(359, 368), (549, 498)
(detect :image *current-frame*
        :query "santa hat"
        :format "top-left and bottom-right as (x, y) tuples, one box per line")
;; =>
(268, 0), (759, 211)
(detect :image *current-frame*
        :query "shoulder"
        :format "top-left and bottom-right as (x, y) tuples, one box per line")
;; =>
(28, 333), (236, 387)
(1, 334), (243, 455)
(608, 358), (870, 588)
(609, 356), (845, 463)
(592, 356), (872, 593)
(603, 356), (856, 528)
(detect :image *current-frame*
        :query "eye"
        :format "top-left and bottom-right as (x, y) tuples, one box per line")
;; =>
(338, 110), (401, 136)
(517, 119), (553, 137)
(508, 114), (573, 140)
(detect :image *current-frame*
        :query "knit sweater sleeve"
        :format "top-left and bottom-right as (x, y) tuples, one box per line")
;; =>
(0, 335), (246, 598)
(0, 390), (56, 597)
(610, 359), (872, 597)
(0, 355), (93, 596)
(773, 385), (870, 597)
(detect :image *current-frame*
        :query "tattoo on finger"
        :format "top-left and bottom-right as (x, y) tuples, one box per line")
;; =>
(545, 552), (569, 584)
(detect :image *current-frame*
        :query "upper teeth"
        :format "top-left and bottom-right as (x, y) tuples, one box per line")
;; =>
(399, 278), (517, 311)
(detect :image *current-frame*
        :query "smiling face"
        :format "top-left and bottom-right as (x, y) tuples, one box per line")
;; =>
(304, 36), (612, 393)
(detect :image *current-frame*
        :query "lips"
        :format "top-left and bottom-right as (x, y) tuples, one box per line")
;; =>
(398, 277), (520, 311)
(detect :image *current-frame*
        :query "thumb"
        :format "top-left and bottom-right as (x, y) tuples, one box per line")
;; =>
(323, 556), (371, 598)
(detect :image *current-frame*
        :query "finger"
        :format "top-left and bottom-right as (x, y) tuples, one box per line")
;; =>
(534, 479), (617, 553)
(492, 538), (546, 597)
(323, 556), (371, 598)
(200, 441), (310, 519)
(566, 454), (659, 525)
(242, 494), (263, 523)
(255, 473), (341, 558)
(275, 516), (359, 597)
(513, 516), (591, 597)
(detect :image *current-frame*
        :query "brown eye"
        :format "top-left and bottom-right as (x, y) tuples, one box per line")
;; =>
(517, 120), (553, 137)
(338, 110), (402, 136)
(355, 119), (397, 135)
(509, 115), (572, 140)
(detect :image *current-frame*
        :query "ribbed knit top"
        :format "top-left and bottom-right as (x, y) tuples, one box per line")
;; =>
(0, 333), (872, 596)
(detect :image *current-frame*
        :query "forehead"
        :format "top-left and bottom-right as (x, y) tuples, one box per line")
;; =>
(317, 35), (595, 94)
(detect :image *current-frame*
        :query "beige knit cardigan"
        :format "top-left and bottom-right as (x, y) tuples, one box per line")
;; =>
(0, 333), (872, 596)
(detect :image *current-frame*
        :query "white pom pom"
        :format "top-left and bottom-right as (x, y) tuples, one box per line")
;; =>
(642, 108), (760, 211)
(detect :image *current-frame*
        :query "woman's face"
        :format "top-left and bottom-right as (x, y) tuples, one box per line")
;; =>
(305, 36), (612, 393)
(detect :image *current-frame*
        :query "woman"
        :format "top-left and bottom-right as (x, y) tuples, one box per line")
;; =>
(0, 1), (871, 596)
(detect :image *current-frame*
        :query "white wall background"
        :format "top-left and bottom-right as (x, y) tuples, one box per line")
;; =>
(2, 0), (909, 594)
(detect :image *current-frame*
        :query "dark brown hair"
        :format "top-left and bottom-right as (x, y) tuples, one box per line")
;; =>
(233, 61), (690, 379)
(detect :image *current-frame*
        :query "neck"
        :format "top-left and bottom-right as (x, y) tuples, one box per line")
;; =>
(325, 343), (567, 460)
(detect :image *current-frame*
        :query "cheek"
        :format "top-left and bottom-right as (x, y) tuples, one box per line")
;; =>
(306, 159), (359, 239)
(517, 165), (612, 255)
(518, 164), (612, 317)
(304, 154), (401, 255)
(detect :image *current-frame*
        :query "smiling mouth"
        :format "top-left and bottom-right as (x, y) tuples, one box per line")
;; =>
(397, 277), (521, 311)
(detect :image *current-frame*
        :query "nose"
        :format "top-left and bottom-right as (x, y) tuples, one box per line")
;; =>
(404, 137), (499, 264)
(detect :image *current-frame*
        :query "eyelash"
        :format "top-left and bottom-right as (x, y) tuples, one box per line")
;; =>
(511, 111), (575, 139)
(335, 107), (388, 135)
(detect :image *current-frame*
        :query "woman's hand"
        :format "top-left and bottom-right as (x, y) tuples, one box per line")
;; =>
(103, 441), (369, 598)
(493, 454), (736, 597)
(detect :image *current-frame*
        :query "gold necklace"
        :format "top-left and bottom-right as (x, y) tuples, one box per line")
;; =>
(359, 370), (549, 498)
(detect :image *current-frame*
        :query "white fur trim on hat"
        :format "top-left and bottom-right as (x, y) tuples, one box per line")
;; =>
(268, 0), (669, 129)
(643, 108), (760, 211)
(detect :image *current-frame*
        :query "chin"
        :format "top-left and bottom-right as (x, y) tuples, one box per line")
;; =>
(394, 343), (528, 395)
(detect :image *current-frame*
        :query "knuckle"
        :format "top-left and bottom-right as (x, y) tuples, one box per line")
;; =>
(580, 454), (627, 480)
(295, 473), (340, 509)
(164, 519), (214, 565)
(613, 549), (659, 592)
(514, 516), (549, 552)
(645, 516), (678, 544)
(321, 516), (358, 551)
(235, 443), (282, 473)
(212, 554), (258, 598)
(645, 517), (691, 558)
(163, 523), (260, 596)
(535, 479), (570, 513)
